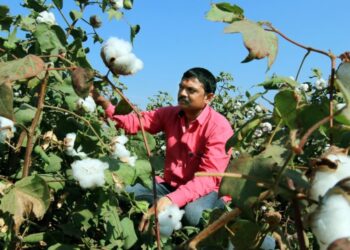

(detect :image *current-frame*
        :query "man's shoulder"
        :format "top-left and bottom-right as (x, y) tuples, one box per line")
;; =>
(208, 107), (231, 126)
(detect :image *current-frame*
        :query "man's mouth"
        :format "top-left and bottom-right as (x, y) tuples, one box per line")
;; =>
(178, 98), (190, 105)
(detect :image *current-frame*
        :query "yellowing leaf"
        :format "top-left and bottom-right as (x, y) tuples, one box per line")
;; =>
(224, 20), (278, 70)
(0, 54), (46, 84)
(0, 175), (50, 233)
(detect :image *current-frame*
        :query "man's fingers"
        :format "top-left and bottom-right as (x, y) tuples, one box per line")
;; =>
(138, 214), (149, 232)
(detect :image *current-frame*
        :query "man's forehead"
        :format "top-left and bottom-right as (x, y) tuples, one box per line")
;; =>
(179, 77), (204, 87)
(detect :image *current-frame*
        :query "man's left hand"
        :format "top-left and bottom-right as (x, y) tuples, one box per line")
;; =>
(138, 196), (173, 232)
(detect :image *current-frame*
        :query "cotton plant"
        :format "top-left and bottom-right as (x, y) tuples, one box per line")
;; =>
(309, 149), (350, 202)
(309, 179), (350, 250)
(0, 116), (16, 143)
(36, 10), (56, 25)
(110, 135), (137, 167)
(63, 133), (87, 159)
(71, 158), (109, 189)
(100, 37), (143, 75)
(158, 204), (185, 237)
(76, 96), (96, 113)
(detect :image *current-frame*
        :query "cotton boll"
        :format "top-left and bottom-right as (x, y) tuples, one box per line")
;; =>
(71, 158), (109, 189)
(310, 188), (350, 250)
(112, 143), (131, 159)
(159, 224), (174, 237)
(77, 96), (96, 113)
(254, 129), (263, 138)
(326, 154), (350, 182)
(261, 122), (272, 133)
(315, 78), (327, 90)
(36, 11), (56, 25)
(64, 133), (76, 150)
(254, 105), (262, 113)
(112, 135), (129, 145)
(110, 0), (123, 9)
(0, 116), (15, 143)
(158, 204), (185, 229)
(336, 103), (346, 111)
(101, 37), (132, 67)
(111, 53), (144, 75)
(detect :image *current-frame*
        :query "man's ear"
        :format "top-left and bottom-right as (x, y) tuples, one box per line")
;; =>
(205, 93), (215, 103)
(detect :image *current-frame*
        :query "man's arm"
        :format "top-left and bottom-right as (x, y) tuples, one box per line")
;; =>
(91, 87), (111, 110)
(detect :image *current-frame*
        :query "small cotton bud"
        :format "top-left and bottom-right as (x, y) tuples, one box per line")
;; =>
(36, 10), (56, 25)
(233, 101), (242, 109)
(89, 15), (102, 28)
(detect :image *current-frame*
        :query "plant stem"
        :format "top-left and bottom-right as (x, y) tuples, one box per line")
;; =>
(187, 208), (241, 250)
(295, 50), (310, 81)
(43, 105), (109, 152)
(22, 72), (49, 177)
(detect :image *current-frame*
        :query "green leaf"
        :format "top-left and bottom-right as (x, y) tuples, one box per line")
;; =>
(68, 39), (92, 68)
(206, 3), (244, 23)
(135, 159), (152, 188)
(48, 243), (80, 250)
(0, 175), (50, 232)
(273, 89), (298, 130)
(219, 153), (275, 211)
(3, 27), (18, 50)
(115, 99), (133, 115)
(224, 20), (278, 70)
(258, 75), (298, 90)
(14, 103), (37, 125)
(0, 54), (46, 83)
(71, 209), (94, 231)
(228, 219), (261, 250)
(107, 9), (123, 20)
(130, 24), (140, 44)
(298, 102), (329, 133)
(34, 23), (65, 54)
(44, 153), (63, 173)
(121, 217), (137, 249)
(0, 82), (13, 120)
(69, 10), (83, 21)
(22, 0), (47, 12)
(129, 131), (156, 159)
(53, 0), (63, 9)
(0, 5), (13, 31)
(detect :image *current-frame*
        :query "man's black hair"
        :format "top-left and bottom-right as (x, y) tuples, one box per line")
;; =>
(182, 67), (217, 94)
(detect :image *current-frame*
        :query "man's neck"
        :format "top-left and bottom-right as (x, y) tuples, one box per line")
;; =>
(183, 106), (205, 124)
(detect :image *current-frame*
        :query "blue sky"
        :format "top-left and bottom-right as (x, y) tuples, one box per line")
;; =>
(3, 0), (350, 108)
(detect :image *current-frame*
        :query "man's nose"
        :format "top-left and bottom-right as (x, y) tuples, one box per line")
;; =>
(179, 88), (187, 96)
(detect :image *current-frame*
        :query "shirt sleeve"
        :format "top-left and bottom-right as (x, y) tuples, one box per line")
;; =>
(166, 123), (233, 207)
(104, 103), (164, 134)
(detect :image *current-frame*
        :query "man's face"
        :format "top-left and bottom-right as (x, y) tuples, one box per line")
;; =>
(177, 77), (214, 112)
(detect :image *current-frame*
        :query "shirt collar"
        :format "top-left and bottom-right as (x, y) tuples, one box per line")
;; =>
(177, 105), (210, 125)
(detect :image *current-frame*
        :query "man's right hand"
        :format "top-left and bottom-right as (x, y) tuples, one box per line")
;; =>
(90, 85), (111, 110)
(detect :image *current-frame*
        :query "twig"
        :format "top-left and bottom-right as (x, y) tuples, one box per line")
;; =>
(43, 105), (109, 152)
(287, 178), (307, 250)
(328, 57), (337, 142)
(295, 50), (310, 81)
(22, 72), (49, 177)
(188, 208), (241, 250)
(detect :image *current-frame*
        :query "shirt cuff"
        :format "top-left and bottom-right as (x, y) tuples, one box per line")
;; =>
(105, 103), (116, 118)
(166, 191), (187, 208)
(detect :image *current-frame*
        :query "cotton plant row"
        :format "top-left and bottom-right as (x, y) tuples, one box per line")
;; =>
(307, 147), (350, 250)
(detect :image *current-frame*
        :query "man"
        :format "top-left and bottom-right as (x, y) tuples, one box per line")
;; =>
(92, 67), (233, 231)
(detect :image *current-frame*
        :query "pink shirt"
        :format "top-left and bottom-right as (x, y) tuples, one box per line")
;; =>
(105, 104), (233, 207)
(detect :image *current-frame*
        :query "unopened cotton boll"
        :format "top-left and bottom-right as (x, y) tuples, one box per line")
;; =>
(310, 187), (350, 250)
(101, 37), (132, 67)
(36, 10), (56, 25)
(111, 53), (144, 75)
(158, 204), (185, 237)
(77, 96), (96, 113)
(0, 116), (16, 143)
(71, 158), (109, 189)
